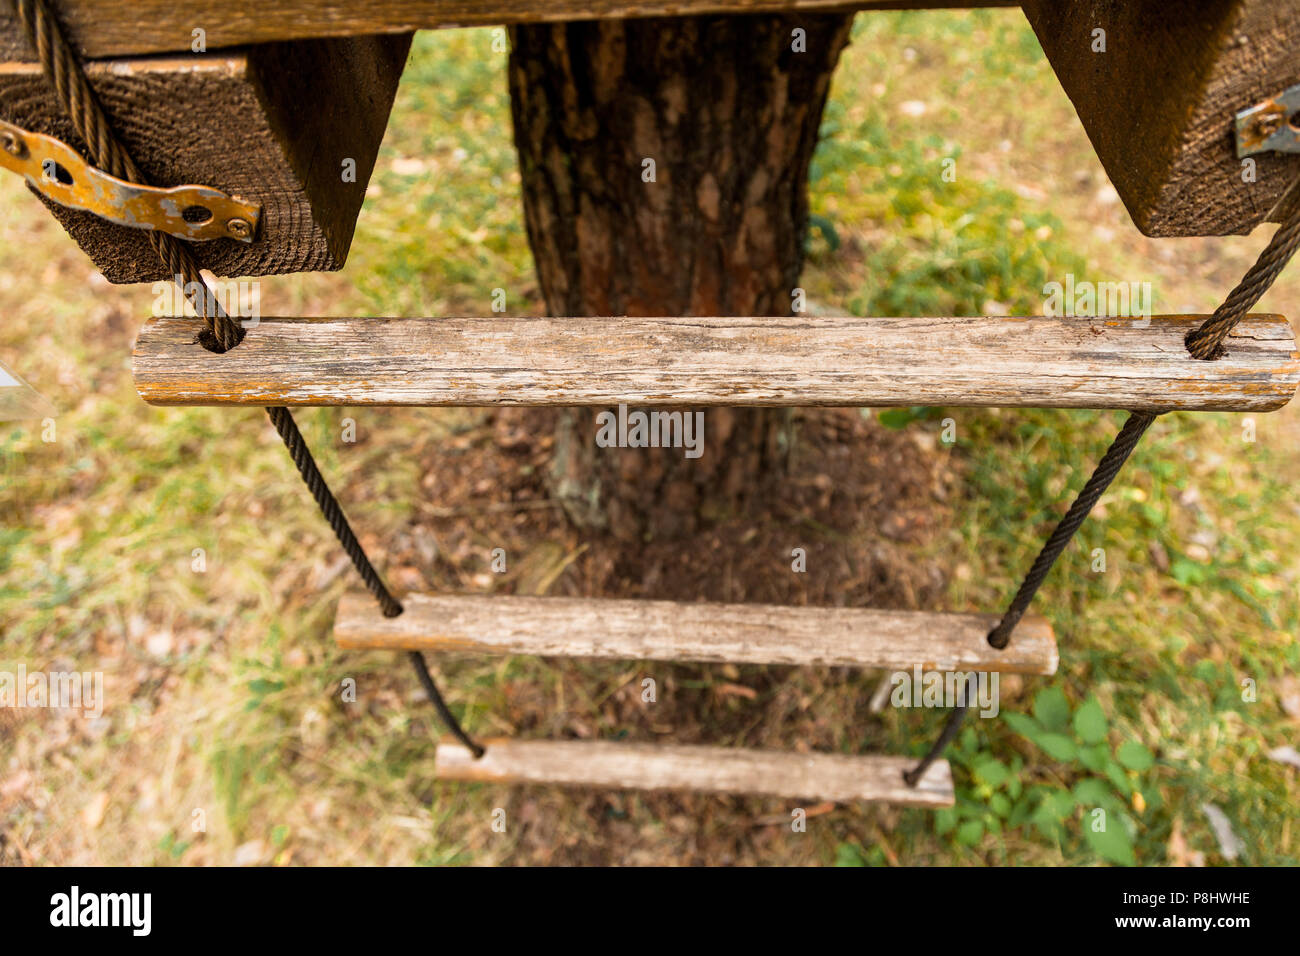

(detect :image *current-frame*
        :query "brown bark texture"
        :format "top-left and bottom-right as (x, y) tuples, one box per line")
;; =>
(507, 14), (853, 541)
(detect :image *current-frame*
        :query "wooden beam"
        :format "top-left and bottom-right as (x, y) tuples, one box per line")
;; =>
(10, 4), (1296, 240)
(0, 35), (410, 282)
(335, 593), (1059, 674)
(436, 739), (955, 806)
(1023, 0), (1300, 237)
(132, 313), (1300, 412)
(0, 2), (1021, 61)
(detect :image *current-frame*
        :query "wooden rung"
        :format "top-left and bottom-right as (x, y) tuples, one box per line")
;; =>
(133, 314), (1299, 412)
(436, 739), (954, 807)
(334, 593), (1059, 675)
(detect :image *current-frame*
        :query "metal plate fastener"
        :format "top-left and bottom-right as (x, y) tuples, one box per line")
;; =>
(0, 119), (261, 242)
(1235, 83), (1300, 158)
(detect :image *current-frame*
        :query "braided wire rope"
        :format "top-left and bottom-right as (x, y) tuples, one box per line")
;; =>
(907, 179), (1300, 786)
(14, 0), (483, 759)
(903, 411), (1157, 786)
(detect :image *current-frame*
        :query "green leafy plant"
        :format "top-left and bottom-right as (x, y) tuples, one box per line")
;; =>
(930, 730), (1026, 853)
(925, 687), (1157, 865)
(1000, 687), (1155, 864)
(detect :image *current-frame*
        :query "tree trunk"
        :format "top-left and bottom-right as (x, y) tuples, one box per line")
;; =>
(507, 14), (853, 542)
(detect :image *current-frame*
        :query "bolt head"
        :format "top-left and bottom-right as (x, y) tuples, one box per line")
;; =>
(1, 130), (25, 157)
(225, 217), (252, 240)
(1254, 110), (1285, 140)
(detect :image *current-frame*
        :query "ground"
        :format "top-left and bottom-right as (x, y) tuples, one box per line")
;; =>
(1, 11), (1298, 866)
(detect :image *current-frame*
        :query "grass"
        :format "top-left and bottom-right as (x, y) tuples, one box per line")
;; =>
(1, 11), (1298, 866)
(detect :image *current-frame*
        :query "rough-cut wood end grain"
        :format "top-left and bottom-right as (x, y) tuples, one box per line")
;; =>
(133, 313), (1300, 412)
(1024, 0), (1300, 237)
(335, 592), (1059, 675)
(435, 739), (954, 806)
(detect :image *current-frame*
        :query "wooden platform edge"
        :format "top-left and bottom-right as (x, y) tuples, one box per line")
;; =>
(334, 592), (1060, 675)
(0, 36), (412, 282)
(435, 739), (955, 807)
(1024, 0), (1300, 237)
(1, 2), (1023, 61)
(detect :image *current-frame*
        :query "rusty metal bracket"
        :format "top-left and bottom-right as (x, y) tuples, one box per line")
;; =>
(1235, 84), (1300, 158)
(0, 119), (260, 242)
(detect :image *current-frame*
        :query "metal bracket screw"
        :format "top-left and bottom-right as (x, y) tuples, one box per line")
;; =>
(1, 128), (26, 158)
(226, 217), (253, 240)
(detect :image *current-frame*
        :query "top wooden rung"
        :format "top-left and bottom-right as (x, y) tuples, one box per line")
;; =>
(132, 313), (1300, 413)
(0, 2), (1022, 60)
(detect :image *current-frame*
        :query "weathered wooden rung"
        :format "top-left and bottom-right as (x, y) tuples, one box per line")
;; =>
(334, 593), (1059, 675)
(436, 739), (954, 807)
(133, 314), (1299, 412)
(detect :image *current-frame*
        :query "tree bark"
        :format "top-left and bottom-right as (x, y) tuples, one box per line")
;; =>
(507, 14), (853, 541)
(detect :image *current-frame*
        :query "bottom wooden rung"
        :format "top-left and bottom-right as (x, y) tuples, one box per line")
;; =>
(436, 739), (953, 808)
